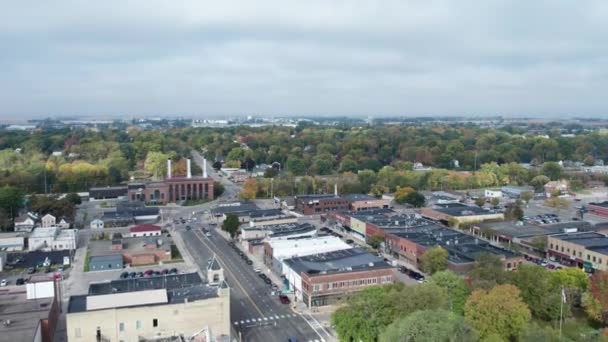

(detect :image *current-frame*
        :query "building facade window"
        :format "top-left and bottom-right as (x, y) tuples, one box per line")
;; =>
(119, 322), (124, 332)
(136, 320), (142, 330)
(153, 319), (158, 327)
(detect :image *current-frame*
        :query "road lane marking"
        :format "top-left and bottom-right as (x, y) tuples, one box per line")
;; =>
(191, 230), (265, 317)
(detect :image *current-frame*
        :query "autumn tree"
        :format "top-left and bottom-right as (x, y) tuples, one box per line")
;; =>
(420, 247), (448, 275)
(520, 190), (534, 204)
(367, 232), (385, 250)
(239, 178), (257, 200)
(464, 284), (531, 340)
(582, 271), (608, 324)
(545, 196), (570, 213)
(394, 186), (415, 204)
(490, 197), (500, 206)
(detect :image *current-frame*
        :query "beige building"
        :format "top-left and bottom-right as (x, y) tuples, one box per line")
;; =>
(547, 232), (608, 272)
(66, 273), (231, 342)
(420, 203), (504, 228)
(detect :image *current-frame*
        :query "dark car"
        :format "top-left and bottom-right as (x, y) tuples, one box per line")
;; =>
(259, 273), (267, 280)
(264, 278), (272, 284)
(153, 271), (161, 276)
(279, 294), (291, 304)
(120, 271), (129, 279)
(161, 269), (169, 275)
(169, 268), (178, 274)
(246, 259), (253, 265)
(128, 272), (137, 278)
(136, 272), (144, 278)
(16, 278), (25, 285)
(144, 269), (154, 277)
(240, 254), (248, 260)
(345, 239), (354, 244)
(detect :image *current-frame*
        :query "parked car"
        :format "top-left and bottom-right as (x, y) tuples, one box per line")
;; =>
(169, 268), (178, 274)
(0, 279), (7, 287)
(128, 272), (137, 278)
(264, 278), (272, 285)
(136, 272), (144, 278)
(345, 239), (354, 244)
(547, 264), (556, 270)
(119, 271), (129, 279)
(15, 278), (25, 285)
(279, 294), (291, 304)
(246, 259), (253, 265)
(254, 268), (262, 273)
(205, 232), (212, 237)
(161, 269), (169, 275)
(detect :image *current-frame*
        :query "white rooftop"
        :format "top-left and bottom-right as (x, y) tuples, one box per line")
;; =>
(269, 236), (352, 260)
(86, 289), (168, 311)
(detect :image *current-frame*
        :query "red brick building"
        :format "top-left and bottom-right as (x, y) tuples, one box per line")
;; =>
(294, 194), (350, 215)
(283, 248), (394, 307)
(588, 201), (608, 218)
(127, 158), (214, 203)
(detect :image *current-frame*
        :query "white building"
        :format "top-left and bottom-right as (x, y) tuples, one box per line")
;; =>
(56, 217), (71, 229)
(29, 227), (78, 251)
(90, 219), (104, 229)
(0, 234), (25, 252)
(41, 213), (56, 228)
(266, 236), (352, 275)
(484, 189), (503, 198)
(14, 212), (38, 232)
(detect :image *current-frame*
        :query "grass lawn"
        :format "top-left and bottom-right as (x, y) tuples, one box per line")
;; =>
(170, 244), (183, 260)
(83, 250), (90, 272)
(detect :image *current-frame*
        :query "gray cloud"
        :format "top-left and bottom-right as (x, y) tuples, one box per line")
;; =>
(1, 1), (608, 118)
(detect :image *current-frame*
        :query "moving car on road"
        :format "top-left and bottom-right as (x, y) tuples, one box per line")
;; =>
(279, 294), (291, 304)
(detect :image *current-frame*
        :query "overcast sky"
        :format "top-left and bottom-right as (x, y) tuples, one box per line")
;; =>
(1, 1), (607, 119)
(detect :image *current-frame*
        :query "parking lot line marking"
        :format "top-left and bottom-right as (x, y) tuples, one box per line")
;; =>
(240, 321), (244, 324)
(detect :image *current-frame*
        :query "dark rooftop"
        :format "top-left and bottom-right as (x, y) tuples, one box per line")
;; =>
(284, 248), (391, 276)
(236, 208), (283, 218)
(432, 203), (496, 217)
(295, 194), (341, 200)
(210, 201), (259, 215)
(589, 201), (608, 208)
(343, 194), (377, 202)
(550, 232), (608, 248)
(89, 255), (123, 263)
(68, 272), (218, 313)
(358, 213), (429, 229)
(0, 291), (55, 342)
(391, 225), (519, 264)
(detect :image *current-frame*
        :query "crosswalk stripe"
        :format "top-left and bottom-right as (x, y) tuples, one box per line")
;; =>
(263, 317), (268, 321)
(275, 315), (280, 319)
(280, 315), (285, 318)
(234, 322), (239, 325)
(251, 318), (256, 322)
(269, 316), (274, 320)
(246, 319), (250, 323)
(292, 314), (297, 317)
(240, 321), (244, 324)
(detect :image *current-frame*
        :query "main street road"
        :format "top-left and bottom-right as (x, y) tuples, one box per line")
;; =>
(178, 226), (328, 342)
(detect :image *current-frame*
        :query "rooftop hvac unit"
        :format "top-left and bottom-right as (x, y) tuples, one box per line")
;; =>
(368, 262), (374, 267)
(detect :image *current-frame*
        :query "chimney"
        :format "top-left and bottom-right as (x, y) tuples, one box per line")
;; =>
(167, 159), (172, 179)
(203, 158), (208, 178)
(187, 158), (192, 178)
(334, 184), (338, 197)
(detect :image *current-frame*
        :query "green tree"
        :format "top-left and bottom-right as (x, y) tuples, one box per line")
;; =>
(331, 284), (403, 342)
(464, 284), (531, 341)
(213, 181), (225, 198)
(144, 151), (169, 180)
(509, 264), (561, 321)
(394, 186), (415, 204)
(468, 253), (506, 290)
(490, 197), (500, 206)
(221, 213), (240, 238)
(545, 196), (570, 213)
(474, 197), (486, 207)
(212, 161), (222, 170)
(428, 271), (471, 315)
(403, 191), (426, 208)
(367, 232), (384, 250)
(379, 310), (478, 342)
(65, 192), (82, 205)
(552, 267), (589, 307)
(530, 175), (550, 191)
(0, 185), (23, 217)
(520, 190), (534, 204)
(420, 247), (448, 275)
(541, 162), (563, 181)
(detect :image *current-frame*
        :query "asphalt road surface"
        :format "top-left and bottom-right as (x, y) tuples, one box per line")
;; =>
(178, 226), (328, 342)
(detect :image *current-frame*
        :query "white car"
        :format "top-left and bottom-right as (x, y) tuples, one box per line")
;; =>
(254, 268), (262, 273)
(0, 279), (7, 287)
(205, 232), (212, 237)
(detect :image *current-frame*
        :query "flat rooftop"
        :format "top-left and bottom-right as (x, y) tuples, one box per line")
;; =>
(589, 201), (608, 208)
(343, 194), (378, 202)
(475, 221), (566, 238)
(284, 248), (391, 276)
(88, 236), (171, 258)
(391, 225), (519, 264)
(0, 291), (55, 342)
(68, 272), (218, 313)
(431, 203), (495, 217)
(295, 194), (342, 200)
(210, 202), (259, 215)
(550, 232), (608, 248)
(358, 213), (429, 229)
(236, 208), (283, 218)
